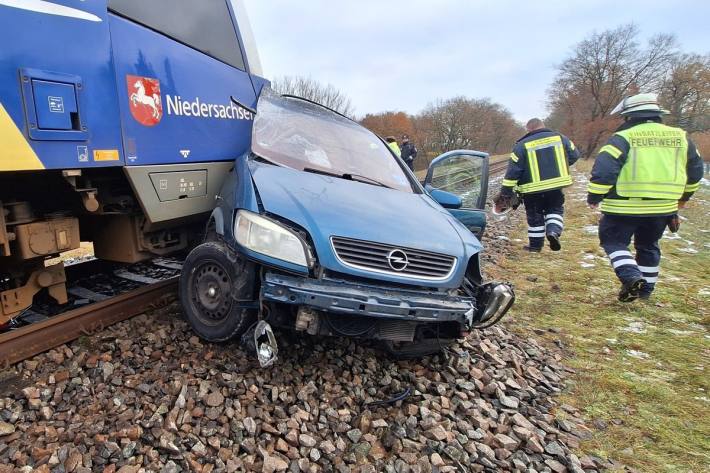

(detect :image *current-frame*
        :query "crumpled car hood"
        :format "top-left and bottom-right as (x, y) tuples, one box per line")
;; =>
(249, 161), (481, 287)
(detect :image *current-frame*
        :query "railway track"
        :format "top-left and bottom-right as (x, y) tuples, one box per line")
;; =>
(489, 158), (508, 176)
(0, 257), (182, 367)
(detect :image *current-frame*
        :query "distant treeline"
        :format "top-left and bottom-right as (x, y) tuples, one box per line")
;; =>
(273, 24), (709, 166)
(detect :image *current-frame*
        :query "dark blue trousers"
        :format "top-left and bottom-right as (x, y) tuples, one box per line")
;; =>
(523, 189), (565, 248)
(599, 215), (667, 295)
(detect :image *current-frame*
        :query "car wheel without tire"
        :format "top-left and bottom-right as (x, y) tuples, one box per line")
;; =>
(179, 242), (257, 342)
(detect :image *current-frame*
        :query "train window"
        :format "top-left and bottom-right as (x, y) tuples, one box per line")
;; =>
(109, 0), (246, 71)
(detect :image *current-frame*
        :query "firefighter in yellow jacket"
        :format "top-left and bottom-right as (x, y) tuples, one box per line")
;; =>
(385, 136), (401, 158)
(588, 93), (704, 302)
(496, 118), (580, 252)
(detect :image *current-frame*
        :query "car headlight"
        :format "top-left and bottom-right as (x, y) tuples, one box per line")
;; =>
(235, 210), (311, 267)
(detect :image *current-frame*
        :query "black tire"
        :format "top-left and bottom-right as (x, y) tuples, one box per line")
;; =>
(179, 241), (257, 342)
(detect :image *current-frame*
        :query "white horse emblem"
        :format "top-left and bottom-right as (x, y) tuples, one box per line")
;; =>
(130, 79), (161, 119)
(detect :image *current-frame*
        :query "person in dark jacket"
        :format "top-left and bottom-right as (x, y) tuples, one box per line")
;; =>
(400, 135), (418, 171)
(495, 118), (580, 252)
(587, 93), (703, 302)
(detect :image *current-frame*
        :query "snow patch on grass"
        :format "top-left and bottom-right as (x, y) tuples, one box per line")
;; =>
(622, 321), (647, 334)
(625, 350), (650, 359)
(667, 329), (695, 336)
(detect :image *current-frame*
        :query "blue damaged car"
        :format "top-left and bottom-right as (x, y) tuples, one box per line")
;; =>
(179, 89), (514, 362)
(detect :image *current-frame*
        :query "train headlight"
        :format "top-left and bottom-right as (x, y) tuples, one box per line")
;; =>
(235, 210), (311, 268)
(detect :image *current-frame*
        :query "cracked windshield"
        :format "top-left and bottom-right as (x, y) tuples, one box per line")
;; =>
(252, 89), (413, 192)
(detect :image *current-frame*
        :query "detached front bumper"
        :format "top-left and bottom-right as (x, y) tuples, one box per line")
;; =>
(261, 272), (475, 324)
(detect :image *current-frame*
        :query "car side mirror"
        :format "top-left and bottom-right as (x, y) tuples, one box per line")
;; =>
(428, 187), (462, 209)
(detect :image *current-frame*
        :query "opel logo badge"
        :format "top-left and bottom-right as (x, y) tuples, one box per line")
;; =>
(387, 249), (409, 271)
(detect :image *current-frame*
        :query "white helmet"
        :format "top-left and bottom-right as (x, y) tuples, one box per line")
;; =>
(610, 93), (668, 116)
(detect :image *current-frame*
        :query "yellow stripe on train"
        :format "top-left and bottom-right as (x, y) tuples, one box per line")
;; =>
(0, 103), (45, 171)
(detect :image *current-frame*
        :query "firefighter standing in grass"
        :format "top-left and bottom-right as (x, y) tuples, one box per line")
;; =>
(587, 93), (703, 302)
(495, 118), (580, 252)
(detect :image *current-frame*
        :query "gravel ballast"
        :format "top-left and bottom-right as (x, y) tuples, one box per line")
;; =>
(0, 189), (609, 472)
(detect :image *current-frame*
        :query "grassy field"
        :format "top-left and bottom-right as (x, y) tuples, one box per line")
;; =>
(494, 162), (709, 472)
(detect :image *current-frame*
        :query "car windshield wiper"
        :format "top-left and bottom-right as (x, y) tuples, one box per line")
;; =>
(302, 167), (342, 178)
(302, 168), (393, 189)
(344, 173), (393, 189)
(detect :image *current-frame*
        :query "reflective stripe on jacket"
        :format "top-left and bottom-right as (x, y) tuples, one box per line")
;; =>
(501, 128), (580, 195)
(587, 119), (704, 216)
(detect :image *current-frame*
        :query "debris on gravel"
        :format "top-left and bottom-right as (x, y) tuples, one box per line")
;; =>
(0, 182), (604, 472)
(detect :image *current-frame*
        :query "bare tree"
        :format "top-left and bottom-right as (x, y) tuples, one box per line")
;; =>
(548, 24), (677, 157)
(660, 54), (710, 133)
(413, 97), (522, 167)
(358, 98), (521, 169)
(360, 111), (415, 140)
(419, 97), (477, 151)
(271, 75), (355, 117)
(690, 131), (710, 161)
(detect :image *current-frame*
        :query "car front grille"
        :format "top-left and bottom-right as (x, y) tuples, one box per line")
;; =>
(331, 237), (456, 281)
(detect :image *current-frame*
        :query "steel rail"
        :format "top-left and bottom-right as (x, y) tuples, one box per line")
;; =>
(489, 161), (508, 175)
(0, 278), (178, 368)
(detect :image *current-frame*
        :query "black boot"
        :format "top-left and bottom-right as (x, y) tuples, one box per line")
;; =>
(639, 282), (653, 301)
(523, 245), (542, 253)
(547, 233), (561, 251)
(618, 278), (645, 303)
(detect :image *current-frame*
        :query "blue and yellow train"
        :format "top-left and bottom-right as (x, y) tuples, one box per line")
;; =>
(0, 0), (266, 324)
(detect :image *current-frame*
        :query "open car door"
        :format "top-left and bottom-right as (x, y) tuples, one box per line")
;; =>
(424, 150), (489, 238)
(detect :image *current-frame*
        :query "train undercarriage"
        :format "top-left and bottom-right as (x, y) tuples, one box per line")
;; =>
(0, 168), (199, 327)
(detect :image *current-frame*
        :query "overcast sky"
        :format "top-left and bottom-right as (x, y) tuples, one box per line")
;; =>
(243, 0), (709, 123)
